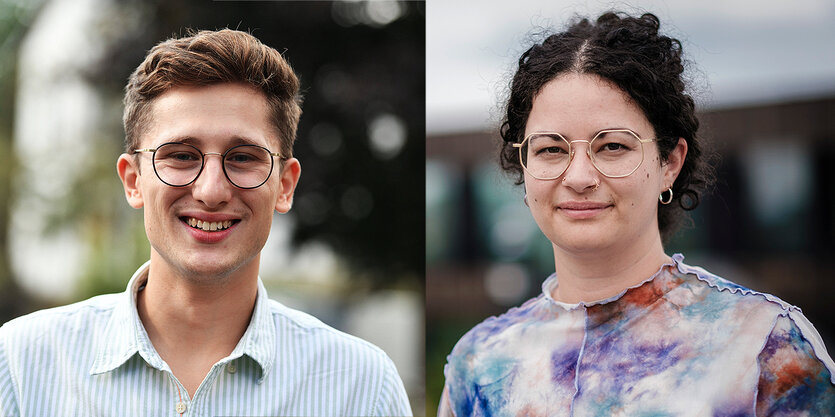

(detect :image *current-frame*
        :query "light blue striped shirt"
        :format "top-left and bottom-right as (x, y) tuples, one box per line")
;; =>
(0, 261), (412, 416)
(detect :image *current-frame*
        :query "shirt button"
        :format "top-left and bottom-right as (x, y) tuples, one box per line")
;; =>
(175, 401), (187, 414)
(227, 363), (237, 374)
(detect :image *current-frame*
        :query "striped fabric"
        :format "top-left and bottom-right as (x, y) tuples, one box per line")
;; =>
(0, 261), (412, 417)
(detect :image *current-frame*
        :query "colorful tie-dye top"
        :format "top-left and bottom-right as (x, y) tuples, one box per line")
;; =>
(444, 255), (835, 416)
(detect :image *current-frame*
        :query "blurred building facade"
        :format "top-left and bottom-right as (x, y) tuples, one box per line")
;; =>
(426, 93), (835, 410)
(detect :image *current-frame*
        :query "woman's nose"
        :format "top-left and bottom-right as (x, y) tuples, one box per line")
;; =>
(561, 142), (600, 192)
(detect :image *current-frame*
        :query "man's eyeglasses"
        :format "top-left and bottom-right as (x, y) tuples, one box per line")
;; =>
(133, 142), (286, 189)
(513, 129), (656, 180)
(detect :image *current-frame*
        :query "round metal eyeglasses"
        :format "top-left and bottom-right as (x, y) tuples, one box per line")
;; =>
(133, 142), (286, 189)
(513, 129), (656, 180)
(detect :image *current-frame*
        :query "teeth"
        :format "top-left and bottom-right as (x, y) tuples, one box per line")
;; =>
(186, 218), (234, 232)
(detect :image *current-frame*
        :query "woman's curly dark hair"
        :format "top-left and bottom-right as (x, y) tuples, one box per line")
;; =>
(500, 12), (713, 240)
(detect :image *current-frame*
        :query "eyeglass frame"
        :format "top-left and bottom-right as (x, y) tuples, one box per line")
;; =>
(132, 142), (287, 189)
(512, 128), (656, 180)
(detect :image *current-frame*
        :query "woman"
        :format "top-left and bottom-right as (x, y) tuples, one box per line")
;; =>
(439, 12), (835, 416)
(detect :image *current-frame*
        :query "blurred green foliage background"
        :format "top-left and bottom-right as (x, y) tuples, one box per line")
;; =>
(0, 0), (425, 413)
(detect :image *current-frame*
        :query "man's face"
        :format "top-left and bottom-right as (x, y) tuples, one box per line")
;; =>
(117, 83), (300, 282)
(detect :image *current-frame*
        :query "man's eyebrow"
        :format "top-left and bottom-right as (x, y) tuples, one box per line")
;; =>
(227, 136), (263, 147)
(166, 135), (265, 147)
(169, 135), (199, 145)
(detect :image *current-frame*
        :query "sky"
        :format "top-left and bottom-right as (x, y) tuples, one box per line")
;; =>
(426, 0), (835, 134)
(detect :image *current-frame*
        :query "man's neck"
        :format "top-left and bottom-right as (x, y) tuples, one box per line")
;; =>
(136, 252), (260, 397)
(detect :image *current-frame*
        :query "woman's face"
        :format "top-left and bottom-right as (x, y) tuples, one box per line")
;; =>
(523, 73), (685, 256)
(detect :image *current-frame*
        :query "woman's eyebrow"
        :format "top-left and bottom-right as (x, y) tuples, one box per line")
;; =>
(529, 128), (636, 139)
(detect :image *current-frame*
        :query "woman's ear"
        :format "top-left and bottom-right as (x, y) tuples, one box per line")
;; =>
(662, 138), (688, 190)
(117, 153), (144, 209)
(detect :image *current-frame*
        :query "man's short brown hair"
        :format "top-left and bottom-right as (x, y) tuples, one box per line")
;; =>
(123, 29), (302, 158)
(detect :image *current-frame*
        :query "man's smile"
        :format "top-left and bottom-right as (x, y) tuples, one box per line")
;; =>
(184, 217), (236, 232)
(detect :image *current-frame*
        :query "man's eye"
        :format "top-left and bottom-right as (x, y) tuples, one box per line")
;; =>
(169, 152), (200, 161)
(227, 153), (256, 163)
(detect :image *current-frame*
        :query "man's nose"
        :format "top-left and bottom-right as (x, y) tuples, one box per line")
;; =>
(191, 154), (233, 207)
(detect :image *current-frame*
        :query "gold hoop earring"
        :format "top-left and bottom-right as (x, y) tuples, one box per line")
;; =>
(659, 187), (673, 205)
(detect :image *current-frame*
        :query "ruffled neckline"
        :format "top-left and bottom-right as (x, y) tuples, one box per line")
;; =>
(541, 253), (685, 311)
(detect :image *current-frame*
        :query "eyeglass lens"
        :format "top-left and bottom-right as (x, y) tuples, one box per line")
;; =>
(152, 143), (274, 188)
(520, 130), (645, 179)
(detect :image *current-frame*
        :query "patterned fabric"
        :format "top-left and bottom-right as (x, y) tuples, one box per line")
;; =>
(0, 261), (412, 417)
(444, 254), (835, 416)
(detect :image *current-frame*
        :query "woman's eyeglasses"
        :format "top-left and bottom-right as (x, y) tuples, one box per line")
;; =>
(513, 129), (655, 180)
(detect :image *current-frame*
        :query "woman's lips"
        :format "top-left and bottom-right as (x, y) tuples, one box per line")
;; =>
(557, 201), (612, 219)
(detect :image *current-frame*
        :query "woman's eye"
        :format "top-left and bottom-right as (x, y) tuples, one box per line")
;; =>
(599, 142), (629, 152)
(536, 146), (567, 155)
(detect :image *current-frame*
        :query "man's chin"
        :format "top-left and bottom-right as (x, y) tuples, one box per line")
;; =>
(149, 240), (261, 284)
(168, 256), (255, 285)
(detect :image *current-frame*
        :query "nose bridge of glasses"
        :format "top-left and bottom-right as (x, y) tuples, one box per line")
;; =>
(566, 139), (594, 160)
(198, 151), (227, 182)
(560, 138), (604, 181)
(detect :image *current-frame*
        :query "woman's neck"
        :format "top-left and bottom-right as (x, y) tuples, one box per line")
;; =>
(551, 234), (671, 304)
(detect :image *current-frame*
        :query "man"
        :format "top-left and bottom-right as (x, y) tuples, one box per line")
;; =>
(0, 29), (411, 416)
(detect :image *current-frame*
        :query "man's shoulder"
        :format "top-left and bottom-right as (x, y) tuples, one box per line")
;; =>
(264, 298), (392, 361)
(0, 292), (121, 341)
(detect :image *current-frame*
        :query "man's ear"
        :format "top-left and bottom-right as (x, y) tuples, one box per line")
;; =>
(275, 158), (301, 213)
(117, 153), (144, 209)
(662, 138), (688, 191)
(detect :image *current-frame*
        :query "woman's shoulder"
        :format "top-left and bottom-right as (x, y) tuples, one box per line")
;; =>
(443, 291), (562, 402)
(673, 256), (835, 383)
(673, 256), (796, 313)
(670, 257), (809, 343)
(449, 292), (550, 357)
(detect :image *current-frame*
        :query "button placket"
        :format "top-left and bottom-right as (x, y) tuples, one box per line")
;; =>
(171, 374), (190, 416)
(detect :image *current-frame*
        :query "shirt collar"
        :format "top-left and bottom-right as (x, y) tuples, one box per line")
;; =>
(229, 277), (276, 381)
(90, 261), (276, 381)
